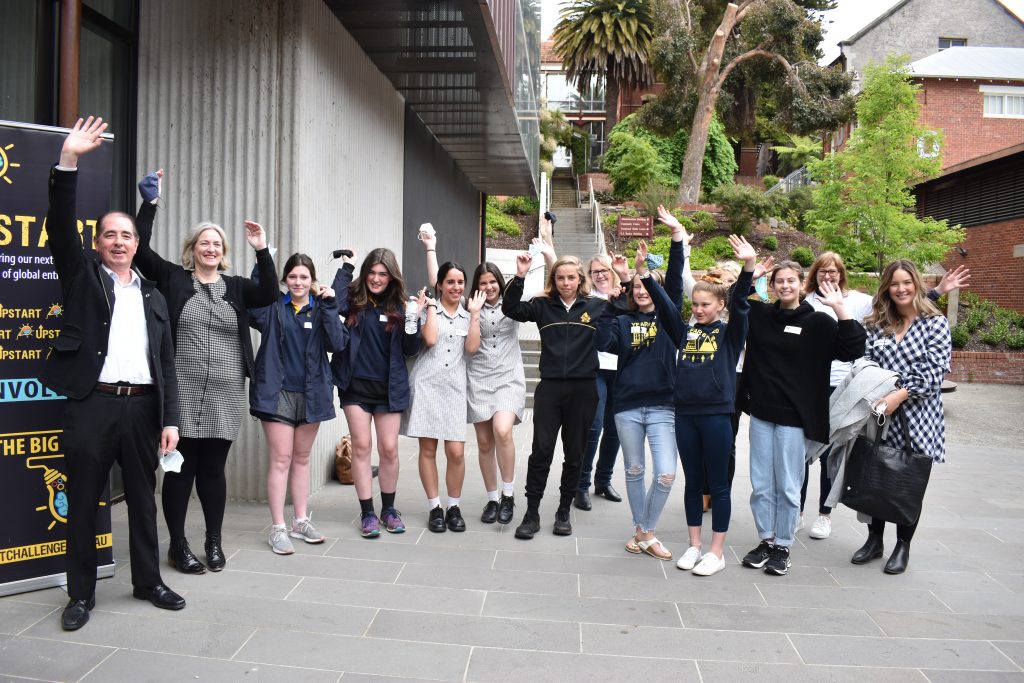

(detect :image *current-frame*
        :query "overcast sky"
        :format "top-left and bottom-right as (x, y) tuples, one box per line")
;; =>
(539, 0), (904, 64)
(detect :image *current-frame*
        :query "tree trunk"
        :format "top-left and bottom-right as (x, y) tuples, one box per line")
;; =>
(677, 3), (741, 205)
(603, 55), (620, 153)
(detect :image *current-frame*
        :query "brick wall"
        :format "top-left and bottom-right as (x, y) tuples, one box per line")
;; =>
(942, 217), (1024, 312)
(947, 351), (1024, 384)
(917, 78), (1024, 169)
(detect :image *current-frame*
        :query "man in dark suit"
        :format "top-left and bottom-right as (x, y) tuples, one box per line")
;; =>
(44, 117), (185, 631)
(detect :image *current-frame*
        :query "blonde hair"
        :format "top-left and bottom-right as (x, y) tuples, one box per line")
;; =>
(544, 256), (590, 299)
(693, 279), (729, 305)
(866, 259), (940, 337)
(805, 251), (849, 295)
(181, 222), (232, 272)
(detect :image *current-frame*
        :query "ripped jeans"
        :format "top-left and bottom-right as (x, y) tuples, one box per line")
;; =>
(614, 406), (677, 533)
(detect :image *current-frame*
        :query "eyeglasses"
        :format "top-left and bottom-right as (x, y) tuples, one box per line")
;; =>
(589, 268), (610, 277)
(817, 269), (840, 277)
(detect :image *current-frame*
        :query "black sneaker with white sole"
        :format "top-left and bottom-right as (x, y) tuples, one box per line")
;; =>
(764, 545), (791, 575)
(741, 540), (774, 568)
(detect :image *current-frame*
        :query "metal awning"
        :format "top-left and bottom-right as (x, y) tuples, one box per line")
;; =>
(324, 0), (537, 195)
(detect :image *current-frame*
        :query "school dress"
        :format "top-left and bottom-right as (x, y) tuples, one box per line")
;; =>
(401, 303), (471, 442)
(466, 300), (525, 424)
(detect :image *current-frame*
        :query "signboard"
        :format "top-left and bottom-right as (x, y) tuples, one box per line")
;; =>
(0, 120), (115, 596)
(617, 215), (653, 238)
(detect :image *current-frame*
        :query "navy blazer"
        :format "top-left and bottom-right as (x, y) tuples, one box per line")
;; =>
(330, 264), (421, 413)
(42, 168), (179, 428)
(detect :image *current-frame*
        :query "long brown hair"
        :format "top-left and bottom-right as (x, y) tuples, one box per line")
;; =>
(348, 248), (407, 331)
(627, 270), (664, 311)
(865, 259), (940, 337)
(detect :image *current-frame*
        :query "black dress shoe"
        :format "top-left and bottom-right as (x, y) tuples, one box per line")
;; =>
(446, 505), (466, 532)
(497, 494), (515, 525)
(594, 484), (622, 502)
(514, 511), (540, 539)
(133, 583), (186, 610)
(851, 533), (885, 565)
(168, 538), (206, 574)
(553, 507), (573, 536)
(61, 596), (95, 631)
(884, 540), (910, 574)
(428, 506), (447, 533)
(205, 532), (226, 572)
(480, 500), (499, 524)
(574, 490), (592, 511)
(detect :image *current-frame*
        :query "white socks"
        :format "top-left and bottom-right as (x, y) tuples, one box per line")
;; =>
(487, 490), (500, 502)
(502, 480), (515, 496)
(428, 497), (441, 510)
(447, 496), (460, 508)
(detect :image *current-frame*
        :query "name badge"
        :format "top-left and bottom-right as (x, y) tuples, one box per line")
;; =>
(456, 328), (468, 337)
(304, 321), (313, 329)
(379, 314), (388, 322)
(784, 325), (802, 335)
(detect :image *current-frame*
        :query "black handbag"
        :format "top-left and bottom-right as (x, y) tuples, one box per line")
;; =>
(842, 408), (933, 526)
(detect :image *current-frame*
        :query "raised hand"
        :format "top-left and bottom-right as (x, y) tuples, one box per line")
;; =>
(416, 287), (429, 314)
(419, 223), (437, 251)
(728, 234), (757, 267)
(60, 116), (108, 168)
(531, 237), (554, 258)
(656, 204), (691, 245)
(317, 285), (336, 299)
(516, 252), (533, 277)
(611, 253), (629, 281)
(936, 264), (970, 295)
(243, 220), (268, 250)
(467, 289), (486, 314)
(817, 279), (846, 310)
(753, 255), (775, 280)
(341, 248), (357, 265)
(539, 217), (554, 246)
(635, 240), (649, 275)
(138, 168), (163, 202)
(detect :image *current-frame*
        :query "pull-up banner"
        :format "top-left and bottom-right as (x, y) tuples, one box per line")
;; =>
(0, 120), (115, 596)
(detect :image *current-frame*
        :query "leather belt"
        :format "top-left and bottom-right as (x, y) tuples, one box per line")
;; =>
(95, 382), (154, 397)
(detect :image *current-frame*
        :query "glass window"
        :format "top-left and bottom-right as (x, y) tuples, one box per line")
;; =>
(0, 0), (55, 124)
(84, 0), (133, 28)
(938, 37), (966, 50)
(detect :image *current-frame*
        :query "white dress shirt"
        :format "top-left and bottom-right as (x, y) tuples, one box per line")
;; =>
(97, 264), (154, 385)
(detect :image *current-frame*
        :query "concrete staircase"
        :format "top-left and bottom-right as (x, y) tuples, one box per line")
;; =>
(550, 168), (579, 208)
(521, 337), (540, 409)
(551, 206), (600, 261)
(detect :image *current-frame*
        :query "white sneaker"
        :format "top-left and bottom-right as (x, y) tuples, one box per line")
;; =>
(676, 545), (702, 571)
(692, 552), (726, 576)
(794, 514), (805, 534)
(809, 515), (832, 540)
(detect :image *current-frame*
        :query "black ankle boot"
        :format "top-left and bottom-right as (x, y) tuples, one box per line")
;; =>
(168, 538), (206, 574)
(884, 540), (910, 574)
(205, 532), (226, 572)
(851, 533), (884, 565)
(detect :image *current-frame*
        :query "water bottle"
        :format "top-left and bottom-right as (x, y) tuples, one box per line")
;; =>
(404, 296), (418, 334)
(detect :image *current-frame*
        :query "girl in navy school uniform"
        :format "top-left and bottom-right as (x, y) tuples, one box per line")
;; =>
(249, 254), (347, 555)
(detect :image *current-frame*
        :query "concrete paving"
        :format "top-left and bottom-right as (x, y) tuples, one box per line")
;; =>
(2, 384), (1023, 682)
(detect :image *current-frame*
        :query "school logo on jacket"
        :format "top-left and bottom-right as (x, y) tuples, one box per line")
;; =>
(630, 320), (658, 350)
(580, 312), (591, 324)
(682, 327), (718, 362)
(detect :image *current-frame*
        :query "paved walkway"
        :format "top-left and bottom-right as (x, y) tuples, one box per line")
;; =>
(2, 384), (1024, 682)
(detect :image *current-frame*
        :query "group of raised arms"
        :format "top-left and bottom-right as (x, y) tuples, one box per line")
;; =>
(137, 162), (966, 578)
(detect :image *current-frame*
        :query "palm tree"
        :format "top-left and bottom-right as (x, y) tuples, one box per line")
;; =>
(771, 134), (822, 176)
(551, 0), (655, 151)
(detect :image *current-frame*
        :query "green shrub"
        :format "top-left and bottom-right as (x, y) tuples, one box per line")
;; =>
(500, 195), (539, 215)
(485, 197), (521, 237)
(995, 307), (1024, 329)
(950, 323), (970, 348)
(604, 130), (669, 200)
(701, 236), (734, 261)
(688, 247), (716, 270)
(690, 210), (717, 233)
(763, 174), (780, 189)
(636, 182), (678, 216)
(763, 235), (778, 251)
(791, 246), (814, 267)
(786, 186), (816, 232)
(710, 183), (787, 234)
(654, 223), (672, 237)
(847, 272), (879, 293)
(1007, 329), (1024, 350)
(980, 320), (1010, 346)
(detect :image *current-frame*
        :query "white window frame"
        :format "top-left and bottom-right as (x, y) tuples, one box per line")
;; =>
(938, 37), (966, 50)
(980, 84), (1024, 119)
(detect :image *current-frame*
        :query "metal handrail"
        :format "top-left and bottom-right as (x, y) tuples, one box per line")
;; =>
(573, 152), (581, 208)
(765, 165), (812, 195)
(589, 178), (606, 255)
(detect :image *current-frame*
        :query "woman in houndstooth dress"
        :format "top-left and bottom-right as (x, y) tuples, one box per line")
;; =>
(851, 259), (951, 575)
(420, 231), (525, 527)
(401, 259), (484, 534)
(134, 170), (278, 575)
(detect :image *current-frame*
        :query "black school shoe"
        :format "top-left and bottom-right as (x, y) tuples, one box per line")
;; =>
(446, 505), (466, 532)
(428, 506), (447, 533)
(480, 500), (499, 524)
(497, 494), (515, 525)
(552, 507), (573, 536)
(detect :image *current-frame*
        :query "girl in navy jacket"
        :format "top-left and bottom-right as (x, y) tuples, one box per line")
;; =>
(249, 254), (347, 555)
(650, 222), (757, 577)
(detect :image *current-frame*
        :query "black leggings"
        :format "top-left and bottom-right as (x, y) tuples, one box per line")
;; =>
(869, 518), (918, 543)
(161, 437), (231, 542)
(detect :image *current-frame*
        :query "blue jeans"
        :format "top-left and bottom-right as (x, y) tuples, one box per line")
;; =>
(579, 369), (619, 490)
(676, 413), (733, 532)
(748, 416), (805, 548)
(614, 406), (676, 533)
